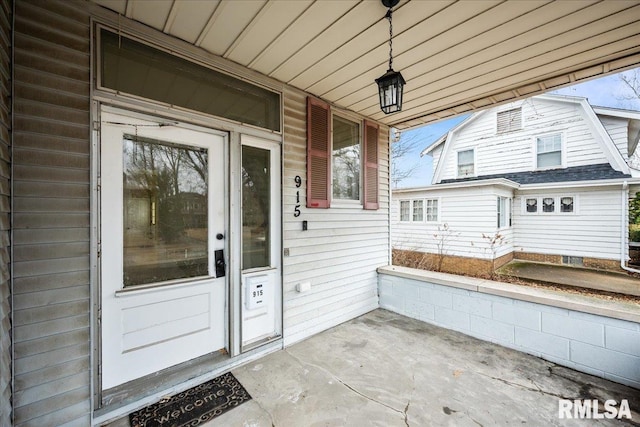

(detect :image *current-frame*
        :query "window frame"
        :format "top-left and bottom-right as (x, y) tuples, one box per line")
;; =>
(425, 198), (439, 222)
(534, 132), (565, 170)
(522, 195), (577, 215)
(399, 200), (411, 222)
(330, 112), (362, 205)
(306, 97), (379, 210)
(456, 148), (475, 178)
(412, 199), (424, 222)
(399, 198), (439, 223)
(497, 196), (512, 229)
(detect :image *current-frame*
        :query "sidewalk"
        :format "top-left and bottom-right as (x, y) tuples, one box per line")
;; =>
(497, 260), (640, 297)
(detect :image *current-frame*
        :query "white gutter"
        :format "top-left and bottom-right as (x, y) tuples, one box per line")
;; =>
(620, 181), (640, 274)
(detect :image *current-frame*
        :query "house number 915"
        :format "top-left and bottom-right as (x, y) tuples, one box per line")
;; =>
(294, 175), (302, 217)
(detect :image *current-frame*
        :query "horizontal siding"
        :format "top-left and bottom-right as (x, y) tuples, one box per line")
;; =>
(513, 188), (623, 259)
(438, 97), (612, 182)
(392, 186), (514, 260)
(282, 87), (389, 345)
(599, 115), (629, 158)
(0, 0), (11, 425)
(13, 1), (91, 426)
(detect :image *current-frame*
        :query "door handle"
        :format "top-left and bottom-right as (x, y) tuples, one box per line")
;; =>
(214, 249), (226, 277)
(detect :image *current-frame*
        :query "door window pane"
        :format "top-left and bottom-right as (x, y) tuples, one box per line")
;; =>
(242, 145), (271, 270)
(332, 116), (360, 200)
(123, 135), (208, 286)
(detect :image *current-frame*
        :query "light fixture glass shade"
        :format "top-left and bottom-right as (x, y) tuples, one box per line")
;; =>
(376, 68), (405, 114)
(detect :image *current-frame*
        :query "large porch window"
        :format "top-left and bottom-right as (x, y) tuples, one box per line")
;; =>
(100, 28), (281, 132)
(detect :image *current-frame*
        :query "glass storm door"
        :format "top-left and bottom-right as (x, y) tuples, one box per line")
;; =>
(100, 107), (227, 389)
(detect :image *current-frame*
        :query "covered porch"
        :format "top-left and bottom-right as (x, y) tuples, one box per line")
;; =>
(2, 1), (640, 426)
(109, 308), (639, 426)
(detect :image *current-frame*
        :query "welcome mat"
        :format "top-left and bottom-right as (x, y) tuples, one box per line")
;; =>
(129, 372), (252, 427)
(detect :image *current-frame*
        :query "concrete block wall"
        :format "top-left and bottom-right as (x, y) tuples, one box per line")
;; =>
(379, 270), (640, 389)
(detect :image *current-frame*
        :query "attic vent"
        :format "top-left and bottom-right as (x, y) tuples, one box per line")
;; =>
(562, 256), (583, 266)
(497, 108), (522, 133)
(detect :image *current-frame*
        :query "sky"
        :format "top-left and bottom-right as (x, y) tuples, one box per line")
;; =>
(393, 67), (640, 189)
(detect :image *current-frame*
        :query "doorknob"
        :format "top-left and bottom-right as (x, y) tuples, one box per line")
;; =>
(214, 249), (226, 277)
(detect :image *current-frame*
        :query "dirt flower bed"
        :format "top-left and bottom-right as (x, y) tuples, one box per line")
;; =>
(493, 273), (640, 305)
(392, 250), (640, 305)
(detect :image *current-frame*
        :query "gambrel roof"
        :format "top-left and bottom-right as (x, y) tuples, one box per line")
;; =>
(423, 94), (636, 184)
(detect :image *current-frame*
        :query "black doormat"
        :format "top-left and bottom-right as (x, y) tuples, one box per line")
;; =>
(129, 372), (252, 427)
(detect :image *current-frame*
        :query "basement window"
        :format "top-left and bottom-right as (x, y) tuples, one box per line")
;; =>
(562, 256), (583, 266)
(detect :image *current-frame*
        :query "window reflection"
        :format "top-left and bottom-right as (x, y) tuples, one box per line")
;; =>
(242, 145), (270, 270)
(332, 116), (360, 200)
(123, 135), (208, 286)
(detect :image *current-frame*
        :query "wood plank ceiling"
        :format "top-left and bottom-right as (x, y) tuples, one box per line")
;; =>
(90, 0), (640, 130)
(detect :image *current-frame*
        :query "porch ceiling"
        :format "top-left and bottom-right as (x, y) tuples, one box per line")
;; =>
(89, 0), (640, 130)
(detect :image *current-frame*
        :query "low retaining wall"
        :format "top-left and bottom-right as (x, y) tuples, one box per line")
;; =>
(378, 266), (640, 389)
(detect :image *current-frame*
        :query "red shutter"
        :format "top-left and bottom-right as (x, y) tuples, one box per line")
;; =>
(363, 120), (379, 210)
(307, 97), (331, 208)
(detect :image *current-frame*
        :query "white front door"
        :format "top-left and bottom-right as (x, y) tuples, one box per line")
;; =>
(100, 107), (227, 389)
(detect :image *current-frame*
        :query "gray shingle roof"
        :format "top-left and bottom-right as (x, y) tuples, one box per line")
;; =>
(440, 163), (630, 185)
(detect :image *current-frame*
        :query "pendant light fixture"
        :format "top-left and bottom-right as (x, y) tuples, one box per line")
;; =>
(375, 0), (405, 114)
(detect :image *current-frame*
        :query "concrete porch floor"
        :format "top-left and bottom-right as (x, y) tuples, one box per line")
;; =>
(205, 309), (639, 426)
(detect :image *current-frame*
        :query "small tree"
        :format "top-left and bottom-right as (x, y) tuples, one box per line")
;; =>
(432, 223), (459, 272)
(481, 232), (507, 277)
(391, 129), (431, 188)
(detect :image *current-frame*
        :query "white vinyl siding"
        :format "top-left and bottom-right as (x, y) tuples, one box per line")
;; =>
(392, 186), (514, 261)
(436, 99), (610, 182)
(283, 87), (389, 345)
(513, 189), (621, 260)
(598, 115), (629, 158)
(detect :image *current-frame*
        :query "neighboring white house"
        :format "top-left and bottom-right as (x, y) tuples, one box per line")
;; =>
(393, 94), (640, 274)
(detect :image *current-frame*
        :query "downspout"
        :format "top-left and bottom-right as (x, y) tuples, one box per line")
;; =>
(620, 181), (640, 274)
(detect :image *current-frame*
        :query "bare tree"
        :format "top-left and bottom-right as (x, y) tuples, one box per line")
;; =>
(391, 129), (430, 188)
(619, 69), (640, 102)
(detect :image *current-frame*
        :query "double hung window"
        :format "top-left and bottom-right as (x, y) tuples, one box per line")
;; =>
(497, 197), (511, 229)
(457, 149), (475, 177)
(306, 97), (379, 209)
(536, 134), (562, 168)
